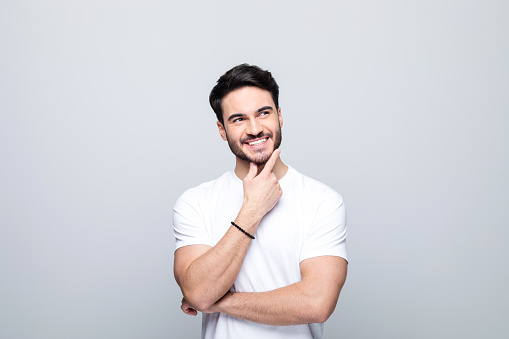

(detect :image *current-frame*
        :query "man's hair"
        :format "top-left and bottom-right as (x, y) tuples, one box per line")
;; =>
(209, 64), (279, 125)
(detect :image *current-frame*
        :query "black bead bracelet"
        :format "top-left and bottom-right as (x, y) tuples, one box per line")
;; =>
(231, 221), (255, 239)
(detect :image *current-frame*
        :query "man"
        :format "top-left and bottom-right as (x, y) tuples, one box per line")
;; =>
(173, 64), (348, 339)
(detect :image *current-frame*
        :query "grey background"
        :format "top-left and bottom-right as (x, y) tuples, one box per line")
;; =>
(1, 1), (508, 338)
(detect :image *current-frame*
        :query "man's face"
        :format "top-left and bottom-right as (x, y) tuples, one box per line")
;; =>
(217, 86), (283, 165)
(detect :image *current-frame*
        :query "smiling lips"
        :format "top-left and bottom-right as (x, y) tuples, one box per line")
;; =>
(247, 137), (268, 146)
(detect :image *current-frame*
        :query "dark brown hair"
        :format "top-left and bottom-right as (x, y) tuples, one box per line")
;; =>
(209, 64), (279, 125)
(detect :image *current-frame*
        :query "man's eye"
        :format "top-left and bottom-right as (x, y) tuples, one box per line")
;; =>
(233, 118), (243, 123)
(260, 111), (269, 116)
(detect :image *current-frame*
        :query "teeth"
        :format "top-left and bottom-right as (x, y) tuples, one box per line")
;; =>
(248, 138), (267, 146)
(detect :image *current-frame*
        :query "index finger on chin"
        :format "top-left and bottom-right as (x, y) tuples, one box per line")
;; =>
(261, 149), (280, 174)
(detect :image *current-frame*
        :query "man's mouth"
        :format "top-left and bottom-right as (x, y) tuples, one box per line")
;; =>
(247, 137), (268, 146)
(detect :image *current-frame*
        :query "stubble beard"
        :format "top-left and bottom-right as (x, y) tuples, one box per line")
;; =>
(226, 127), (282, 165)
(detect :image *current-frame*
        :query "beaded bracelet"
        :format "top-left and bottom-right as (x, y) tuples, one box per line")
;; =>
(231, 221), (255, 239)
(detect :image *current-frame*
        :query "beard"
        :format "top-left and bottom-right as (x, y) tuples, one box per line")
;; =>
(226, 127), (282, 165)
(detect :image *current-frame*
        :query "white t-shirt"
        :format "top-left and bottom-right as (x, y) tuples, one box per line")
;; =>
(173, 166), (348, 339)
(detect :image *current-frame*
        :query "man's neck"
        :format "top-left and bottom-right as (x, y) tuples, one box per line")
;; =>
(234, 157), (288, 181)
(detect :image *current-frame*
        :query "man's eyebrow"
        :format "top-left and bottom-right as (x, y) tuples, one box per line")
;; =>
(227, 113), (246, 122)
(256, 106), (273, 113)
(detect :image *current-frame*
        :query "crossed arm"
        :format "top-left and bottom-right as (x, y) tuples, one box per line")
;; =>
(208, 255), (346, 325)
(176, 227), (347, 326)
(178, 250), (347, 325)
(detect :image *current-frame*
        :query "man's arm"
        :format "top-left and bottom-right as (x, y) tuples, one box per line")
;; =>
(204, 255), (347, 325)
(174, 151), (282, 312)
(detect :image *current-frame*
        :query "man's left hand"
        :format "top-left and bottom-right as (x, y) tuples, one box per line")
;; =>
(181, 297), (197, 316)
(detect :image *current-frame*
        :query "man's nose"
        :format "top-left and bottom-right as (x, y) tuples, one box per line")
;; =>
(246, 118), (262, 135)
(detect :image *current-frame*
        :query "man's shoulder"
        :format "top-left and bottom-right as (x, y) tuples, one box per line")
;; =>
(289, 167), (343, 202)
(175, 171), (235, 205)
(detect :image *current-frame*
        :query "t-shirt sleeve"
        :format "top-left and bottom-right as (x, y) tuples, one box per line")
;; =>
(300, 192), (348, 263)
(173, 189), (212, 250)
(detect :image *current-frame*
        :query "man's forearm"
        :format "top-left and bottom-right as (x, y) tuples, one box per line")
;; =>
(210, 282), (336, 326)
(176, 209), (260, 311)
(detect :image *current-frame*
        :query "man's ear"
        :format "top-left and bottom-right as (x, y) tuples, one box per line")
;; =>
(217, 121), (227, 141)
(278, 107), (283, 128)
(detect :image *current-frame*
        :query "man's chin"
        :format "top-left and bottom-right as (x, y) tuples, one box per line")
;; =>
(234, 150), (272, 165)
(249, 150), (274, 165)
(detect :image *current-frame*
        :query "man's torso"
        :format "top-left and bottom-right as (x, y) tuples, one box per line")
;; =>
(173, 167), (347, 339)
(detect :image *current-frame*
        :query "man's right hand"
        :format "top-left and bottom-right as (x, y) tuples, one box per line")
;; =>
(241, 149), (283, 221)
